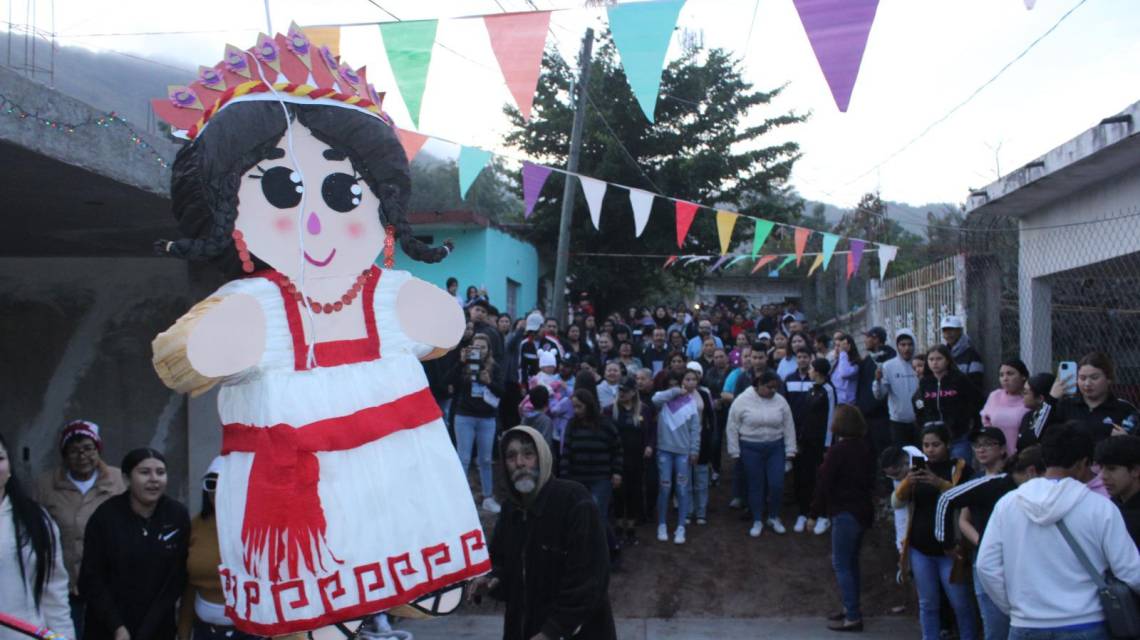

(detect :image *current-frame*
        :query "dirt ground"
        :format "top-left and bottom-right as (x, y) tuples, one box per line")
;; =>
(467, 452), (916, 621)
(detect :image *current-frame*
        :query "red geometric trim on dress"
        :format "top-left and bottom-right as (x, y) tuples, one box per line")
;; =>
(220, 386), (442, 583)
(225, 544), (491, 636)
(257, 266), (381, 371)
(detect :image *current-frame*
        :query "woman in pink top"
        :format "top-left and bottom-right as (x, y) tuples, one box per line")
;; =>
(980, 359), (1029, 453)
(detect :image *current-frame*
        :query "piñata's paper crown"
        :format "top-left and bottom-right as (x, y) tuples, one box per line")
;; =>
(152, 22), (389, 140)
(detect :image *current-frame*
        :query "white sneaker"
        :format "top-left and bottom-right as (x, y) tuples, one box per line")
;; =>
(728, 497), (743, 509)
(673, 526), (686, 544)
(793, 515), (808, 533)
(813, 517), (831, 535)
(749, 521), (763, 537)
(657, 524), (668, 542)
(766, 517), (786, 535)
(481, 497), (501, 513)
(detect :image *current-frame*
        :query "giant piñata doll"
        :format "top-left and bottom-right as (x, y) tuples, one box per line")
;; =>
(148, 24), (488, 638)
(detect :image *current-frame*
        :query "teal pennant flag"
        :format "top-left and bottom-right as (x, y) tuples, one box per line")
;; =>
(821, 233), (840, 270)
(380, 20), (438, 128)
(607, 0), (685, 122)
(457, 146), (493, 199)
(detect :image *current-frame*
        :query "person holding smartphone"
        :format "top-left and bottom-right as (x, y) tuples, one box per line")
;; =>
(454, 334), (504, 514)
(1044, 351), (1139, 444)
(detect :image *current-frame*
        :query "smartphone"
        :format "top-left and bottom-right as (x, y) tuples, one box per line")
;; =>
(1058, 361), (1078, 395)
(912, 458), (926, 471)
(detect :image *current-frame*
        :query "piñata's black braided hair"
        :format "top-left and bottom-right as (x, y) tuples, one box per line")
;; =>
(156, 101), (450, 278)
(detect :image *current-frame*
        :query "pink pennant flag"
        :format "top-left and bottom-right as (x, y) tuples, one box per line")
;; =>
(675, 201), (699, 249)
(663, 255), (678, 269)
(484, 12), (551, 121)
(793, 0), (880, 112)
(794, 227), (812, 266)
(395, 128), (429, 162)
(522, 162), (553, 218)
(847, 239), (866, 280)
(751, 255), (779, 274)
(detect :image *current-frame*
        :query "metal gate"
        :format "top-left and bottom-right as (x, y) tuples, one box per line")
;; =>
(877, 255), (966, 350)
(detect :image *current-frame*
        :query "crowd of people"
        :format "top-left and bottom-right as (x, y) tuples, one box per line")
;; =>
(5, 287), (1140, 640)
(443, 288), (1140, 639)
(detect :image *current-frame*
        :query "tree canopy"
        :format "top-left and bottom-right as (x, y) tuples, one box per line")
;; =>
(503, 33), (807, 315)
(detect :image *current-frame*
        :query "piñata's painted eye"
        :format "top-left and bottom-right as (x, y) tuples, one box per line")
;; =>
(249, 165), (303, 209)
(321, 172), (362, 213)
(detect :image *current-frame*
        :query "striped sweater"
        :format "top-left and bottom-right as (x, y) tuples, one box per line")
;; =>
(559, 417), (624, 482)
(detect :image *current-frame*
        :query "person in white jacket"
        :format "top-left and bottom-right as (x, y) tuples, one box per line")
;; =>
(873, 329), (919, 447)
(977, 421), (1140, 639)
(727, 370), (797, 538)
(0, 433), (75, 640)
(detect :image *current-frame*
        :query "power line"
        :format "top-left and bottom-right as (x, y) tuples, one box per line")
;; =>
(362, 0), (401, 21)
(583, 90), (662, 193)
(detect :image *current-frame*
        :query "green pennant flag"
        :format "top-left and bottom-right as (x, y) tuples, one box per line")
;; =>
(771, 254), (796, 276)
(752, 219), (774, 258)
(380, 20), (438, 128)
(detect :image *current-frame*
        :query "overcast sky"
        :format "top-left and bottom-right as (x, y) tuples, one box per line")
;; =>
(43, 0), (1140, 208)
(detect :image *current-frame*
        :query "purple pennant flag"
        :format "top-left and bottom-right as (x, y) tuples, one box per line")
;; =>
(706, 255), (732, 274)
(846, 238), (865, 280)
(793, 0), (880, 112)
(522, 162), (553, 218)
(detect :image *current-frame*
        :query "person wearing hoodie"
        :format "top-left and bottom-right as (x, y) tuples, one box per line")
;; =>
(977, 421), (1140, 639)
(913, 344), (983, 465)
(830, 334), (861, 406)
(792, 357), (837, 535)
(651, 370), (703, 545)
(468, 426), (616, 640)
(873, 329), (920, 447)
(727, 370), (797, 538)
(940, 315), (984, 391)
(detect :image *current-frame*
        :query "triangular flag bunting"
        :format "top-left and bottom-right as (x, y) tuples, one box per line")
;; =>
(607, 0), (685, 122)
(847, 239), (866, 280)
(395, 128), (429, 162)
(483, 12), (550, 121)
(752, 219), (774, 257)
(578, 175), (608, 230)
(674, 201), (699, 248)
(727, 255), (750, 269)
(821, 233), (840, 270)
(379, 20), (438, 128)
(807, 253), (825, 277)
(792, 0), (879, 112)
(1024, 0), (1036, 8)
(716, 211), (739, 255)
(683, 255), (713, 266)
(878, 244), (899, 279)
(522, 162), (553, 218)
(628, 188), (655, 237)
(663, 255), (678, 269)
(794, 228), (812, 266)
(772, 254), (796, 277)
(457, 146), (492, 199)
(707, 255), (731, 273)
(751, 255), (778, 274)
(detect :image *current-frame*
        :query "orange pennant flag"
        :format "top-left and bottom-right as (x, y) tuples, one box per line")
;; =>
(794, 227), (812, 266)
(305, 26), (341, 57)
(716, 211), (739, 255)
(751, 255), (779, 274)
(395, 128), (429, 162)
(484, 12), (551, 121)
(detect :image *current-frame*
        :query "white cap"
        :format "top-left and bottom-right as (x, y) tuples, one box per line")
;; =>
(686, 361), (704, 377)
(525, 311), (544, 332)
(538, 350), (557, 368)
(757, 331), (772, 341)
(205, 455), (223, 478)
(895, 328), (916, 343)
(940, 315), (964, 330)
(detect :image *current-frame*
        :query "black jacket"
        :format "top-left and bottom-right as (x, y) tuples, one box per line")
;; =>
(79, 493), (189, 640)
(801, 381), (837, 448)
(560, 417), (623, 482)
(491, 431), (615, 640)
(1040, 393), (1140, 444)
(913, 369), (983, 441)
(696, 387), (717, 465)
(456, 362), (504, 418)
(856, 345), (896, 419)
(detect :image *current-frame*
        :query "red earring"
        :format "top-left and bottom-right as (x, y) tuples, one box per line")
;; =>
(232, 229), (254, 273)
(383, 225), (396, 269)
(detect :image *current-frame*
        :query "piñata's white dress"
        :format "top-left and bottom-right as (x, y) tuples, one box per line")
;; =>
(209, 266), (488, 636)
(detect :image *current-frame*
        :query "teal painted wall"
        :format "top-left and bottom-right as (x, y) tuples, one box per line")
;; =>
(388, 225), (538, 319)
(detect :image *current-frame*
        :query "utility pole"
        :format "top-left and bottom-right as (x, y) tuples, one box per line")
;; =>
(550, 28), (593, 325)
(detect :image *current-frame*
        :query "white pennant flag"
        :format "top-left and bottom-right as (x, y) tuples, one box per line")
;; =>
(628, 188), (655, 237)
(878, 244), (899, 280)
(578, 175), (607, 230)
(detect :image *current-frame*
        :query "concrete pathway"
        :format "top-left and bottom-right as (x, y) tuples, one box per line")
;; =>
(394, 613), (918, 638)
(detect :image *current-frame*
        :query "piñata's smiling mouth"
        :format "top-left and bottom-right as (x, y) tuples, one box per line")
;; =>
(304, 249), (336, 267)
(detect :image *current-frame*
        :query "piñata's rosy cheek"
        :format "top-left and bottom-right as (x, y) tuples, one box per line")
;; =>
(347, 221), (365, 239)
(275, 217), (294, 233)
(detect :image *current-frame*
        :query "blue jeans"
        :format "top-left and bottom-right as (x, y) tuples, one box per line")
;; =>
(950, 437), (974, 467)
(454, 414), (496, 498)
(584, 478), (613, 524)
(740, 440), (785, 522)
(690, 464), (710, 519)
(1008, 626), (1109, 640)
(69, 596), (84, 640)
(909, 547), (978, 640)
(974, 559), (1010, 640)
(657, 451), (692, 527)
(831, 512), (864, 622)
